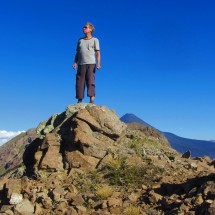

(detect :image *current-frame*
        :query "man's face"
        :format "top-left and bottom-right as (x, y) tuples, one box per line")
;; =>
(83, 24), (92, 34)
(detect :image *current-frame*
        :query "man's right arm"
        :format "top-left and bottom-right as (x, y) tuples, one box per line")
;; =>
(73, 40), (80, 70)
(72, 52), (78, 69)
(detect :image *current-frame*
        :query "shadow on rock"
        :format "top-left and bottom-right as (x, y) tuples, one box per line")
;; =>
(23, 138), (43, 177)
(155, 173), (215, 196)
(152, 173), (215, 214)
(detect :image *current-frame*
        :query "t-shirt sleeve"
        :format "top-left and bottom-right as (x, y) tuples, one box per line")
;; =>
(94, 38), (100, 51)
(76, 39), (80, 51)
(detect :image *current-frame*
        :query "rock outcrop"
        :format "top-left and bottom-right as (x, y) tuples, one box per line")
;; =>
(0, 103), (215, 214)
(31, 104), (128, 175)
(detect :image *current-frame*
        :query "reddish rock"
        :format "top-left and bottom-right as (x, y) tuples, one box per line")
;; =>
(54, 201), (68, 214)
(148, 190), (163, 203)
(109, 206), (123, 214)
(65, 207), (78, 215)
(5, 179), (22, 198)
(35, 203), (43, 215)
(208, 202), (215, 215)
(101, 200), (108, 209)
(128, 192), (141, 202)
(107, 198), (123, 207)
(41, 197), (52, 209)
(194, 194), (204, 205)
(52, 185), (65, 201)
(91, 210), (111, 215)
(34, 132), (64, 172)
(71, 194), (85, 206)
(74, 126), (109, 159)
(75, 106), (127, 139)
(66, 150), (99, 171)
(43, 133), (61, 147)
(67, 184), (78, 195)
(76, 205), (87, 215)
(0, 177), (8, 190)
(64, 192), (75, 200)
(39, 145), (64, 171)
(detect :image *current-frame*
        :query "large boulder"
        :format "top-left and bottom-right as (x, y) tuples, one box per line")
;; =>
(74, 106), (126, 140)
(35, 133), (64, 171)
(33, 104), (127, 173)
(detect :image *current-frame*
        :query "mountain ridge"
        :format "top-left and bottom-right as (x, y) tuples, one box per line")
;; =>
(120, 113), (215, 159)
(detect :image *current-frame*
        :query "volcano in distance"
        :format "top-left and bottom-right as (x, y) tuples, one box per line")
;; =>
(120, 113), (215, 159)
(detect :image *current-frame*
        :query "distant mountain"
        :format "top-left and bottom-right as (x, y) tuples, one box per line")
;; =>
(121, 114), (215, 159)
(120, 113), (152, 127)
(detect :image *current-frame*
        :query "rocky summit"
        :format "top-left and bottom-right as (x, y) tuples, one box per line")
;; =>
(0, 104), (215, 215)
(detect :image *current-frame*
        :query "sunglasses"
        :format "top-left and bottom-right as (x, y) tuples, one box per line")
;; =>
(83, 26), (89, 29)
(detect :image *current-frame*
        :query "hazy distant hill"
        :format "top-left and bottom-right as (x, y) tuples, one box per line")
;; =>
(121, 114), (215, 159)
(163, 132), (215, 158)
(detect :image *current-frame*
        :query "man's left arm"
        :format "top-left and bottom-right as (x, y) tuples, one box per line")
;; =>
(96, 51), (101, 69)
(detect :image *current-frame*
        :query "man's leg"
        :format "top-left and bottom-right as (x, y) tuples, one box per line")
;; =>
(76, 65), (87, 102)
(86, 64), (96, 103)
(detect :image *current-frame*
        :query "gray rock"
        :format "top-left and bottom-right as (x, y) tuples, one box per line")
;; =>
(65, 103), (95, 118)
(5, 209), (14, 215)
(9, 193), (23, 205)
(37, 113), (65, 138)
(15, 199), (34, 215)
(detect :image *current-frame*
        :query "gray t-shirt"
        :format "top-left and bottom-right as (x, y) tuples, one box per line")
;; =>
(76, 37), (100, 65)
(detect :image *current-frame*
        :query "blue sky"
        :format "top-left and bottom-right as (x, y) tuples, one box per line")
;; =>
(0, 0), (215, 142)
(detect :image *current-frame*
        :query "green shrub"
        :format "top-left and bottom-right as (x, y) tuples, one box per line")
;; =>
(103, 158), (163, 187)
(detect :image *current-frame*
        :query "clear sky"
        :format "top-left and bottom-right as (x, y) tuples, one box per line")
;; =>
(0, 0), (215, 142)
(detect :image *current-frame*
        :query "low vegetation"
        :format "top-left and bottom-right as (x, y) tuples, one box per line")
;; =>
(124, 205), (142, 215)
(96, 185), (114, 200)
(101, 157), (163, 187)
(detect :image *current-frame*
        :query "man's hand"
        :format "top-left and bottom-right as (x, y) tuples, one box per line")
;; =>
(73, 62), (77, 70)
(96, 64), (101, 69)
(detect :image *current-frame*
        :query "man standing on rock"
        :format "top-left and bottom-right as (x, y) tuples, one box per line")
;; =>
(72, 22), (101, 104)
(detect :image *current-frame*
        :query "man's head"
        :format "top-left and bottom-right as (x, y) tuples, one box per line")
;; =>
(83, 22), (95, 34)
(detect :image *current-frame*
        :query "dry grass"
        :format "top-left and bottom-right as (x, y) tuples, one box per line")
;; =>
(96, 184), (114, 200)
(107, 158), (121, 169)
(124, 205), (142, 215)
